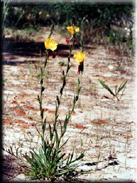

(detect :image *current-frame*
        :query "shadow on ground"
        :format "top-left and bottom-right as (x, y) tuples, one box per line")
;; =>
(2, 155), (24, 182)
(2, 38), (95, 65)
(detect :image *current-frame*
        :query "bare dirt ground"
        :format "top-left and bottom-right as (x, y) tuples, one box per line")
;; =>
(2, 27), (137, 182)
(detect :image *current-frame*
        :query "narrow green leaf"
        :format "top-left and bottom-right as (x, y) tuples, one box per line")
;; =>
(62, 70), (65, 76)
(78, 78), (80, 85)
(117, 80), (128, 94)
(98, 79), (115, 96)
(60, 138), (69, 149)
(56, 96), (60, 105)
(70, 152), (84, 164)
(75, 95), (79, 102)
(55, 168), (73, 176)
(69, 150), (74, 163)
(42, 118), (47, 134)
(15, 146), (20, 157)
(49, 124), (53, 141)
(40, 78), (43, 85)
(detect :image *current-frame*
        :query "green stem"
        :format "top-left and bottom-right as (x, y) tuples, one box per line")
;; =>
(55, 34), (76, 121)
(44, 50), (49, 68)
(38, 25), (55, 146)
(48, 24), (54, 38)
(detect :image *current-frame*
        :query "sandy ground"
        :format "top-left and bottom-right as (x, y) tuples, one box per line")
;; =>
(2, 27), (137, 182)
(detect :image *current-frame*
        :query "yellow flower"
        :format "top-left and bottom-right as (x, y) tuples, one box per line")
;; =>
(46, 13), (50, 18)
(22, 10), (25, 14)
(39, 11), (42, 15)
(74, 52), (85, 63)
(66, 26), (79, 35)
(44, 38), (58, 51)
(37, 134), (41, 137)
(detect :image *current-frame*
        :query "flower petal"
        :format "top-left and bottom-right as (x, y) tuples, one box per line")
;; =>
(74, 52), (85, 63)
(44, 38), (58, 51)
(66, 26), (79, 35)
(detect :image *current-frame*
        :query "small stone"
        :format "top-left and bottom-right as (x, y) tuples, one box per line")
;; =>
(12, 173), (26, 181)
(108, 65), (113, 70)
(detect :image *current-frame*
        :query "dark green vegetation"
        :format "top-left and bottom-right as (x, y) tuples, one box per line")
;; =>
(2, 2), (134, 56)
(3, 3), (133, 28)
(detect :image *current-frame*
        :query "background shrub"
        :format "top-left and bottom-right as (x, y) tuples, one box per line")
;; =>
(2, 2), (134, 55)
